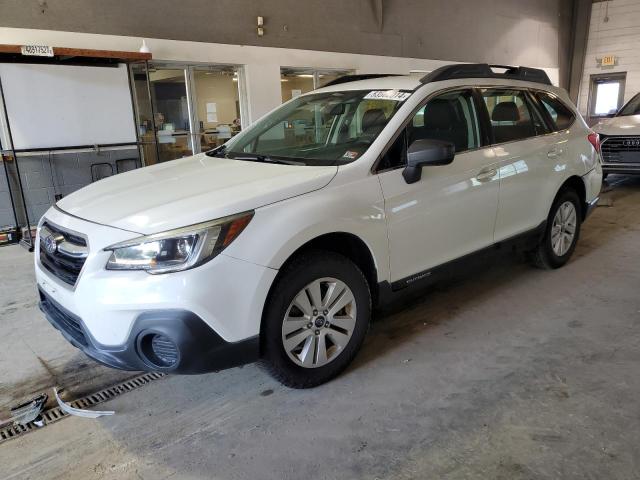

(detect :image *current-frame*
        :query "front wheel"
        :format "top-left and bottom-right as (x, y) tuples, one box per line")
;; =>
(532, 189), (582, 269)
(261, 251), (371, 388)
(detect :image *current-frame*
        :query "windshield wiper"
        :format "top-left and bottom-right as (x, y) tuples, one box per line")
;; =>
(228, 153), (305, 166)
(206, 145), (227, 158)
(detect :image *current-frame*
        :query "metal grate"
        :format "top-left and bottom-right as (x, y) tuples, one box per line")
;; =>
(0, 372), (165, 444)
(601, 135), (640, 164)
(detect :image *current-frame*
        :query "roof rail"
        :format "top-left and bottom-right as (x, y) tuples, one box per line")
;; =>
(321, 74), (401, 88)
(420, 63), (552, 86)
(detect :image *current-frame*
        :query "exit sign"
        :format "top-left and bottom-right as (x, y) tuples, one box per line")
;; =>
(601, 55), (617, 67)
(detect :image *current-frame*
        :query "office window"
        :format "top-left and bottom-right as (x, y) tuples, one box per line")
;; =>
(589, 73), (626, 118)
(193, 68), (242, 152)
(131, 62), (244, 165)
(280, 68), (354, 102)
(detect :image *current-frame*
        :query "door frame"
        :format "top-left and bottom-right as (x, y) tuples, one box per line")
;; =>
(587, 72), (626, 121)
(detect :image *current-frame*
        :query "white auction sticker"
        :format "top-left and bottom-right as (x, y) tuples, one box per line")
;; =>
(363, 90), (411, 101)
(21, 45), (54, 57)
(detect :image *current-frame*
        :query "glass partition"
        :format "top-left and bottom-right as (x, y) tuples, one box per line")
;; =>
(148, 67), (193, 163)
(280, 68), (355, 103)
(131, 62), (244, 164)
(192, 67), (242, 152)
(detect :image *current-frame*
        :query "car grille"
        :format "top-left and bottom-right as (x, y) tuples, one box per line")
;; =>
(39, 222), (88, 287)
(600, 135), (640, 164)
(38, 288), (89, 347)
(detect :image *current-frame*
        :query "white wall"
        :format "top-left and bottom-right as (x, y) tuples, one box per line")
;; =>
(578, 0), (640, 115)
(0, 27), (560, 126)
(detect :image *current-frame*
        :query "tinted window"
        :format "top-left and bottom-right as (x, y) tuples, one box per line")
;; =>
(408, 90), (480, 153)
(536, 92), (575, 130)
(481, 89), (545, 143)
(377, 90), (480, 171)
(617, 93), (640, 117)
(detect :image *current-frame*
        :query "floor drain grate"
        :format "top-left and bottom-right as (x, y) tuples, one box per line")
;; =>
(0, 372), (165, 444)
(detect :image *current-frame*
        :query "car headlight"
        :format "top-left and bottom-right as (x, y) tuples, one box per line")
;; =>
(104, 211), (253, 274)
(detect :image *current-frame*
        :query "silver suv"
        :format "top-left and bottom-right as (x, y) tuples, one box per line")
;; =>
(594, 93), (640, 177)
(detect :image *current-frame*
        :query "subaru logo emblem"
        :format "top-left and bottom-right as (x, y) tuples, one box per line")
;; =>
(43, 234), (58, 254)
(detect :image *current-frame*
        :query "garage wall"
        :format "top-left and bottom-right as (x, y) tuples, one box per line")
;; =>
(0, 161), (14, 227)
(578, 0), (640, 115)
(0, 0), (575, 83)
(14, 149), (140, 222)
(0, 28), (562, 125)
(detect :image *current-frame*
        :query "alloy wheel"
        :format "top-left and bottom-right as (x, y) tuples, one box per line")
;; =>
(281, 277), (357, 368)
(551, 201), (577, 257)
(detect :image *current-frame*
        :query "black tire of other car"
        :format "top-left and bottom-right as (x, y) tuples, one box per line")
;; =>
(532, 189), (582, 269)
(261, 250), (371, 388)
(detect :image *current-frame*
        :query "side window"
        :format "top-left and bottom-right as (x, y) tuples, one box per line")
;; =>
(536, 91), (575, 131)
(408, 90), (480, 153)
(377, 89), (480, 171)
(481, 89), (545, 143)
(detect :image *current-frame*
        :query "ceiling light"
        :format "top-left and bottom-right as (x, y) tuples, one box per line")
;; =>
(297, 74), (314, 78)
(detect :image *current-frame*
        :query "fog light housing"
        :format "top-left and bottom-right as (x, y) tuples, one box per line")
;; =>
(139, 333), (179, 368)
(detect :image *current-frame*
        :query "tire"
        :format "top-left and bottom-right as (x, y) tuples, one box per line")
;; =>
(532, 189), (582, 269)
(261, 250), (371, 388)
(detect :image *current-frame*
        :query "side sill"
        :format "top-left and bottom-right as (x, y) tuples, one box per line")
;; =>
(377, 220), (546, 305)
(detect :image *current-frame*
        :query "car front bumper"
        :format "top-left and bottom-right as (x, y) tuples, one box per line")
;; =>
(35, 206), (278, 374)
(38, 287), (259, 373)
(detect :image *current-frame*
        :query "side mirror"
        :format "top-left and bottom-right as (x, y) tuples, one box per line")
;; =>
(402, 139), (455, 184)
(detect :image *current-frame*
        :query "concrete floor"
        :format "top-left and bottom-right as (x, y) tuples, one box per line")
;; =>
(1, 176), (640, 479)
(0, 245), (136, 415)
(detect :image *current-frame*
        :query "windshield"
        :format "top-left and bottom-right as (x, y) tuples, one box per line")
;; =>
(210, 90), (410, 166)
(617, 93), (640, 116)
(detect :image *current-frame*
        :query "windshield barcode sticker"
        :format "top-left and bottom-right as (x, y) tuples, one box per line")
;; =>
(364, 90), (411, 101)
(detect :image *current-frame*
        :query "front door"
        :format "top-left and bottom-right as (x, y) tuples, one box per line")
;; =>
(377, 89), (500, 287)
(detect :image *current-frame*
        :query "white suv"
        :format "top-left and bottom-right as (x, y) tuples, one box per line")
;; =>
(36, 64), (602, 387)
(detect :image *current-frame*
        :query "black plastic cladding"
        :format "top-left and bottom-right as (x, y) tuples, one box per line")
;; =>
(420, 64), (552, 86)
(321, 64), (551, 92)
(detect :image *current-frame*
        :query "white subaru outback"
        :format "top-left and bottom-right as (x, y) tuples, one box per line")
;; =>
(36, 64), (602, 387)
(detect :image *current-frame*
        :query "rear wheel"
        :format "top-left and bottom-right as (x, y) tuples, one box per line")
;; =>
(532, 189), (582, 269)
(261, 251), (371, 388)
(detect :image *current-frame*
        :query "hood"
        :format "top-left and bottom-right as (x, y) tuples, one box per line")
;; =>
(593, 115), (640, 136)
(57, 154), (337, 234)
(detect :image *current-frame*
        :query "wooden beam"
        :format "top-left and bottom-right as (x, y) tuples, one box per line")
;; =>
(0, 45), (21, 54)
(0, 44), (151, 62)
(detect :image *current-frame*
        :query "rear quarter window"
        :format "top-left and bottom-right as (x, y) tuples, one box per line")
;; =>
(536, 92), (576, 131)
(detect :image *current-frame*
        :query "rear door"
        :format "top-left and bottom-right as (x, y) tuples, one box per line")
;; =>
(479, 88), (554, 241)
(377, 89), (500, 286)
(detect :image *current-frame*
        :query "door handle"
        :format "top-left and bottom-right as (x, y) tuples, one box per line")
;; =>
(547, 148), (564, 159)
(476, 168), (497, 182)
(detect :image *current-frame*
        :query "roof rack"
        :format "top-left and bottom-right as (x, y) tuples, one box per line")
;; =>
(321, 74), (401, 88)
(420, 63), (552, 86)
